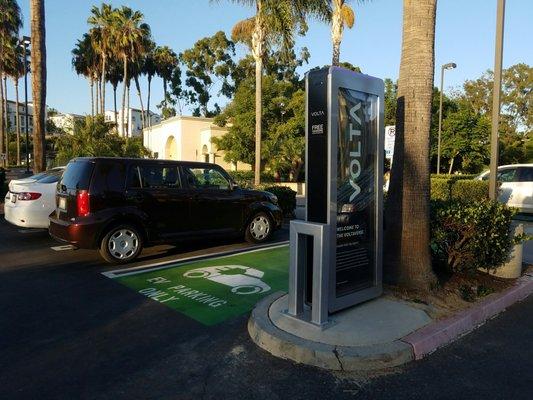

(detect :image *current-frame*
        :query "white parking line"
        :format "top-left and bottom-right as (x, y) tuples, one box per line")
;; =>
(102, 241), (289, 279)
(50, 245), (77, 251)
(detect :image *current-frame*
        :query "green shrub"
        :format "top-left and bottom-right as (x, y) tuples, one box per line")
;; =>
(228, 171), (275, 188)
(430, 199), (516, 273)
(431, 178), (488, 202)
(430, 174), (479, 180)
(262, 185), (296, 216)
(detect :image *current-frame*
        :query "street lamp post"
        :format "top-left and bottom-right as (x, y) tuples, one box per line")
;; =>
(437, 62), (456, 175)
(20, 36), (31, 174)
(489, 0), (506, 200)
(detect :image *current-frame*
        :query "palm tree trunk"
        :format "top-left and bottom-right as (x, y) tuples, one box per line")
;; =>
(121, 57), (128, 137)
(126, 80), (130, 137)
(448, 156), (455, 175)
(31, 0), (47, 172)
(96, 77), (100, 115)
(331, 5), (343, 66)
(134, 76), (146, 129)
(14, 80), (21, 165)
(101, 56), (106, 114)
(2, 76), (8, 166)
(384, 0), (437, 290)
(90, 78), (94, 117)
(147, 76), (151, 128)
(254, 56), (262, 186)
(113, 83), (118, 132)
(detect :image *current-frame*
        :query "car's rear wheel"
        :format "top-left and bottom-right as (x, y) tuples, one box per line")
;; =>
(100, 224), (143, 264)
(245, 212), (273, 244)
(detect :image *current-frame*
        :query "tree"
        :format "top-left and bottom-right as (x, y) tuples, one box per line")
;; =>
(0, 0), (22, 167)
(30, 0), (47, 172)
(88, 3), (114, 114)
(143, 42), (156, 127)
(72, 34), (99, 116)
(180, 31), (236, 117)
(4, 37), (25, 164)
(106, 58), (123, 129)
(384, 78), (397, 126)
(113, 6), (151, 137)
(227, 0), (321, 186)
(384, 0), (437, 290)
(329, 0), (359, 66)
(153, 45), (179, 117)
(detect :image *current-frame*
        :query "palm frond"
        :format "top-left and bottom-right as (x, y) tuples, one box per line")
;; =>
(231, 18), (255, 44)
(341, 4), (355, 28)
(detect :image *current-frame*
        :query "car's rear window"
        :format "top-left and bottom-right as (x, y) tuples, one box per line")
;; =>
(60, 160), (95, 190)
(37, 171), (63, 184)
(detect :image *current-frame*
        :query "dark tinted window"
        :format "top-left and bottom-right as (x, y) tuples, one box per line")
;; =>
(37, 171), (63, 184)
(182, 166), (230, 190)
(128, 165), (181, 189)
(91, 161), (126, 193)
(60, 160), (95, 189)
(518, 167), (533, 182)
(497, 168), (517, 182)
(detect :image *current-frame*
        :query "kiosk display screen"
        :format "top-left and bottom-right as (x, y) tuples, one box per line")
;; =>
(335, 87), (378, 297)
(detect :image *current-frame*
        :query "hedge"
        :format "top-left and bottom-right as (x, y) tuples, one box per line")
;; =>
(430, 199), (516, 273)
(430, 173), (479, 180)
(431, 178), (488, 203)
(228, 171), (275, 188)
(261, 185), (296, 217)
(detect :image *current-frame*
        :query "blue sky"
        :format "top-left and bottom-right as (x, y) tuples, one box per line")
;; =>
(9, 0), (533, 115)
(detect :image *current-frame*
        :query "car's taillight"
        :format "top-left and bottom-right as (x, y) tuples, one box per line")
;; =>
(77, 190), (90, 217)
(17, 192), (42, 201)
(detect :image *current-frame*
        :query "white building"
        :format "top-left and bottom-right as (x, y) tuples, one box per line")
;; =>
(48, 112), (84, 135)
(143, 115), (251, 171)
(6, 100), (35, 133)
(104, 108), (161, 138)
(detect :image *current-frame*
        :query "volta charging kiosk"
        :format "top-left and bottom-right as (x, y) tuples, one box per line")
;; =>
(287, 66), (384, 327)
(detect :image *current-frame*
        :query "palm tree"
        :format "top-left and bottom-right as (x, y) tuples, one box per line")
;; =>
(106, 58), (123, 130)
(225, 0), (322, 185)
(0, 0), (22, 167)
(88, 3), (114, 114)
(112, 6), (151, 137)
(30, 0), (47, 172)
(153, 45), (178, 116)
(5, 37), (25, 164)
(384, 0), (438, 290)
(329, 0), (357, 66)
(143, 43), (156, 128)
(72, 34), (98, 116)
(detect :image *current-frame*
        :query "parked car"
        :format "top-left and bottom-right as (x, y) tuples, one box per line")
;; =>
(4, 167), (66, 228)
(49, 157), (283, 263)
(477, 164), (533, 213)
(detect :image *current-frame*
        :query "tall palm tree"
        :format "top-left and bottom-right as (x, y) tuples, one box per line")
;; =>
(30, 0), (47, 172)
(223, 0), (324, 185)
(106, 58), (123, 130)
(0, 0), (22, 167)
(153, 45), (178, 114)
(112, 6), (151, 137)
(329, 0), (357, 66)
(5, 37), (25, 164)
(143, 43), (156, 128)
(88, 3), (114, 114)
(384, 0), (438, 290)
(72, 34), (98, 116)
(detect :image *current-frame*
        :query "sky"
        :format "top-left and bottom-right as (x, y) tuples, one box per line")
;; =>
(9, 0), (533, 116)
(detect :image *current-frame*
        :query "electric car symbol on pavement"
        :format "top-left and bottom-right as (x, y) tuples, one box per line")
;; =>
(183, 265), (271, 295)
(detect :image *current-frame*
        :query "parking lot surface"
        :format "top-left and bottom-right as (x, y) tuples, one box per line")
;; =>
(1, 218), (532, 400)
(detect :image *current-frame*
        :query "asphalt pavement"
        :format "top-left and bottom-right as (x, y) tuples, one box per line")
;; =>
(0, 218), (532, 400)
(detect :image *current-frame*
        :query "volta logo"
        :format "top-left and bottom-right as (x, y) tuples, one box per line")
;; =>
(311, 110), (325, 117)
(183, 265), (271, 295)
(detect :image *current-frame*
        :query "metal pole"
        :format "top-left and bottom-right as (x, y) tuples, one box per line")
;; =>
(437, 67), (444, 175)
(23, 40), (30, 174)
(489, 0), (505, 200)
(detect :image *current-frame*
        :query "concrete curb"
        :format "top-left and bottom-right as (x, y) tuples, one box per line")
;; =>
(402, 273), (533, 359)
(248, 292), (414, 371)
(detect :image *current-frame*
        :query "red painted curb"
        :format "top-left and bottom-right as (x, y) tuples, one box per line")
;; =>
(402, 273), (533, 360)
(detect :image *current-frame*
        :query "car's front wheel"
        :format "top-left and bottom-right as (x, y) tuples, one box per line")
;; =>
(245, 212), (273, 244)
(99, 224), (143, 264)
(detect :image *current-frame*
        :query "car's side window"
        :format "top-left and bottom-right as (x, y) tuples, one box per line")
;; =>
(517, 167), (533, 182)
(128, 165), (181, 189)
(497, 168), (517, 182)
(182, 167), (230, 190)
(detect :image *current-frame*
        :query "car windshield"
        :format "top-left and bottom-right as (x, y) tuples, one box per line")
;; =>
(37, 170), (63, 184)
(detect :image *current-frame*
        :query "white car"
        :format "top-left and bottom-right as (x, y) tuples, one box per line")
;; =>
(183, 265), (271, 295)
(4, 167), (65, 228)
(477, 164), (533, 213)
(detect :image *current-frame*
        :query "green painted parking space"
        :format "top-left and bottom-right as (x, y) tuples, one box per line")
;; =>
(113, 245), (289, 326)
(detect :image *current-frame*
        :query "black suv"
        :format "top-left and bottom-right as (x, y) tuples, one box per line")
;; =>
(49, 157), (282, 263)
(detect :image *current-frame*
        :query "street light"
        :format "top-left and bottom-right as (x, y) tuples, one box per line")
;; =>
(489, 0), (506, 200)
(436, 62), (457, 175)
(20, 35), (31, 174)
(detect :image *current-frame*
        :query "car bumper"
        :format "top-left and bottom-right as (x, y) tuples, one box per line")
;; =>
(4, 201), (50, 229)
(48, 215), (102, 249)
